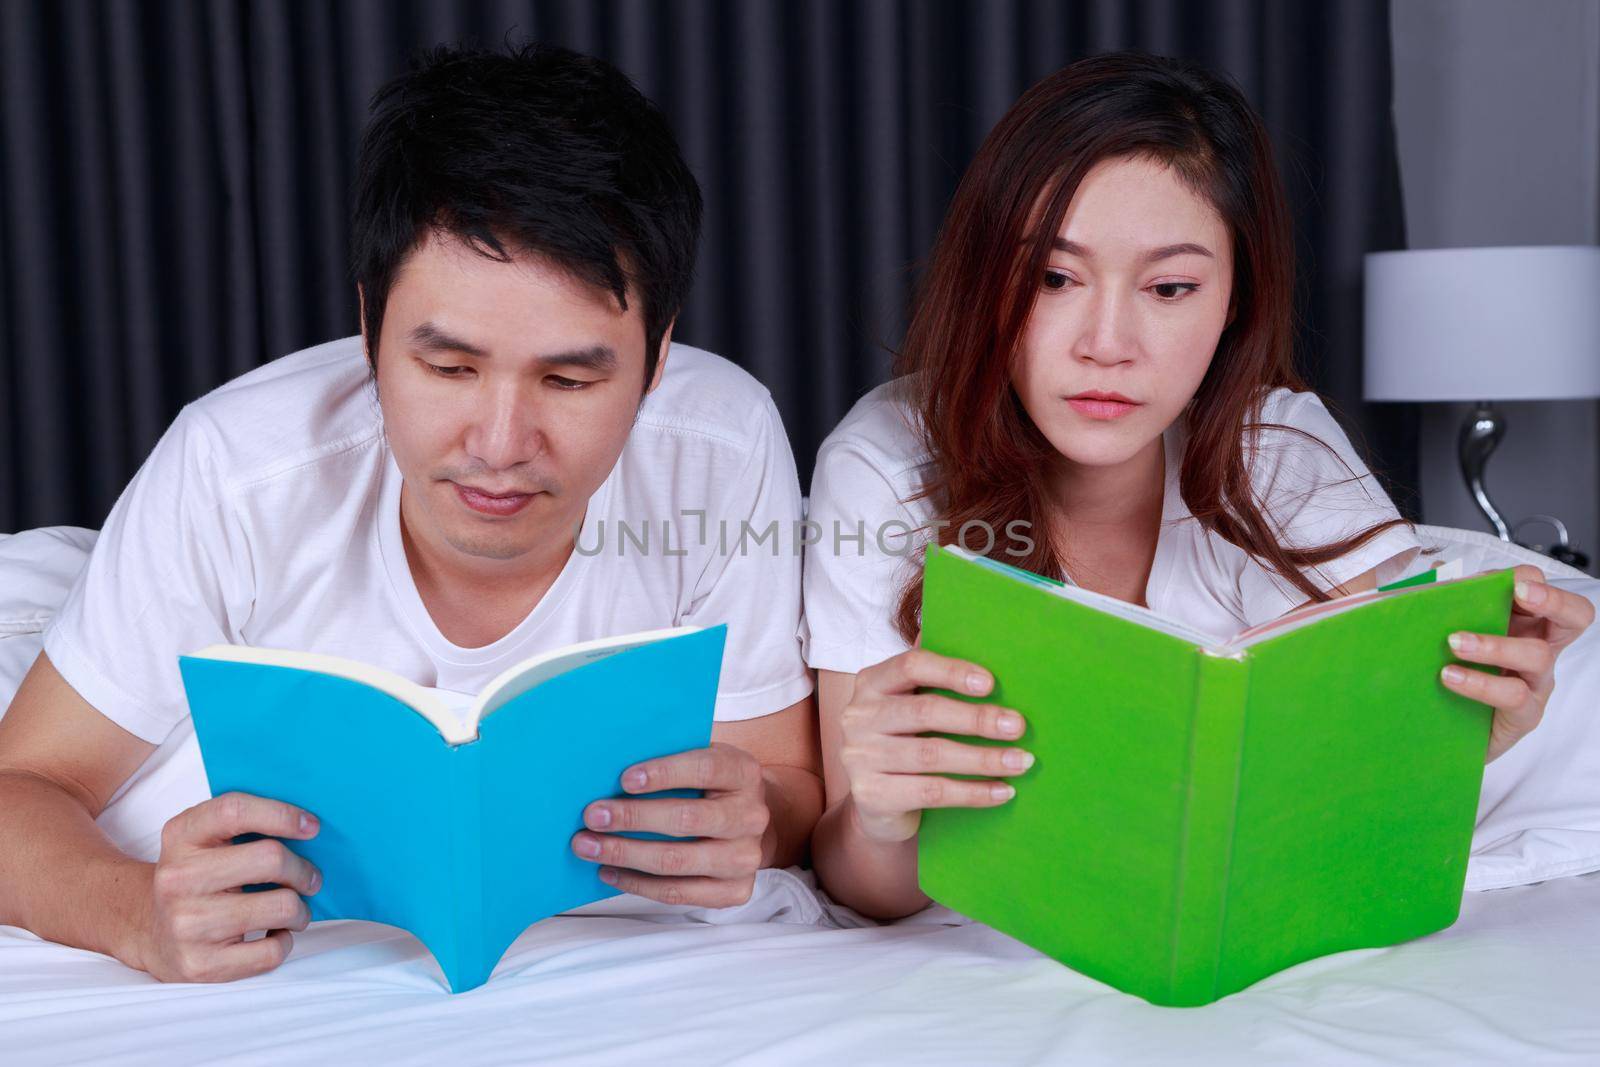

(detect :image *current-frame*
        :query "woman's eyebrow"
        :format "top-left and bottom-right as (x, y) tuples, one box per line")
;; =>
(1048, 237), (1215, 263)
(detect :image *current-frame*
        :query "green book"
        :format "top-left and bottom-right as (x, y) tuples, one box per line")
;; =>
(916, 544), (1512, 1008)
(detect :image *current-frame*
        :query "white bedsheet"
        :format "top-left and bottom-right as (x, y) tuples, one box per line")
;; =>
(4, 867), (1598, 1066)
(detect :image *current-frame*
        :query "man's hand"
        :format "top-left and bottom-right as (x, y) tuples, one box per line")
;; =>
(570, 742), (771, 908)
(130, 791), (322, 983)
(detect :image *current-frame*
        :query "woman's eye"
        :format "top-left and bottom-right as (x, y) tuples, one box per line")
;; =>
(1042, 270), (1072, 291)
(1150, 282), (1200, 301)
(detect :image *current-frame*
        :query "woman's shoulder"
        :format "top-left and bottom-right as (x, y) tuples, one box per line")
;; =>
(1240, 386), (1362, 471)
(1249, 384), (1338, 431)
(815, 376), (930, 483)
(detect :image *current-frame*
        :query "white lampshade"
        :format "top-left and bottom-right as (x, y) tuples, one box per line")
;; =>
(1364, 246), (1600, 402)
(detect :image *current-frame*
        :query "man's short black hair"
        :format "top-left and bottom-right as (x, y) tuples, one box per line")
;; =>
(351, 42), (702, 385)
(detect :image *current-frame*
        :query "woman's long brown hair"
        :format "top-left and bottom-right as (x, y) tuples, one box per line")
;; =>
(893, 51), (1404, 642)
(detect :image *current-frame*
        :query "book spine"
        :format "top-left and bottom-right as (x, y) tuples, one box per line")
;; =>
(1166, 650), (1251, 1007)
(445, 742), (488, 992)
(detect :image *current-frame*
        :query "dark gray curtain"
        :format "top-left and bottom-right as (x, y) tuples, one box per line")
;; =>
(0, 0), (1413, 531)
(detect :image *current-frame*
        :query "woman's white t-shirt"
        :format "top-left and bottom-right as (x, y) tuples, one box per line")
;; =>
(801, 379), (1421, 674)
(46, 336), (813, 745)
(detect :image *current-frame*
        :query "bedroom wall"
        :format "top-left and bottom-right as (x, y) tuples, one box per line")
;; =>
(1390, 0), (1600, 572)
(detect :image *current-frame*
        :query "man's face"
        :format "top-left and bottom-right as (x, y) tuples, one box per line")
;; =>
(371, 231), (662, 567)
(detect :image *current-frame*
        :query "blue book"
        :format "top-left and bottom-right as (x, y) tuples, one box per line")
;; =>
(178, 624), (726, 993)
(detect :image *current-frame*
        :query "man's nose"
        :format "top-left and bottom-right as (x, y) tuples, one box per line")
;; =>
(463, 383), (542, 469)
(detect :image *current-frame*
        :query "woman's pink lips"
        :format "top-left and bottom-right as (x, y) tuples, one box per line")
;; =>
(1065, 394), (1141, 420)
(453, 482), (536, 517)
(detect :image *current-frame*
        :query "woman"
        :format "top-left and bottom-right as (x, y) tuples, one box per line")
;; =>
(802, 52), (1594, 920)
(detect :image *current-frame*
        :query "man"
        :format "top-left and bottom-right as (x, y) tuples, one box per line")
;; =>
(0, 44), (820, 983)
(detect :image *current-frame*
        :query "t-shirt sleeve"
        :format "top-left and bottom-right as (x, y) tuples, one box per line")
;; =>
(801, 435), (925, 675)
(681, 395), (813, 722)
(43, 408), (254, 744)
(1234, 390), (1421, 625)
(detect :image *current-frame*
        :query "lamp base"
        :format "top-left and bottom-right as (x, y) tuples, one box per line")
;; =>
(1458, 402), (1511, 541)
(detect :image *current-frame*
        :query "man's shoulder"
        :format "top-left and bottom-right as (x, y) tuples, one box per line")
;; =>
(633, 343), (782, 451)
(176, 336), (383, 489)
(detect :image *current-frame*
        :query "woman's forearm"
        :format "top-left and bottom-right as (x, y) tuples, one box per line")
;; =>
(811, 793), (929, 920)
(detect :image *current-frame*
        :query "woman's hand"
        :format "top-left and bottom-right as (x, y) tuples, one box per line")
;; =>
(1442, 564), (1595, 762)
(839, 649), (1032, 843)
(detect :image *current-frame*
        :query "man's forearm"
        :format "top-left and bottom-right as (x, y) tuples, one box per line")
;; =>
(0, 771), (152, 966)
(758, 764), (824, 870)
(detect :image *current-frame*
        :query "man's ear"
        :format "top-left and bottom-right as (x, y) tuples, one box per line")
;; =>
(357, 285), (374, 367)
(645, 321), (675, 395)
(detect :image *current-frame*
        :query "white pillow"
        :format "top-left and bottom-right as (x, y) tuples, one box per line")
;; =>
(0, 527), (100, 709)
(1405, 525), (1600, 889)
(0, 526), (209, 861)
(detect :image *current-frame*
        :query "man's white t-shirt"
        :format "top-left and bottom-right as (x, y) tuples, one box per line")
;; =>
(802, 378), (1422, 674)
(47, 336), (813, 747)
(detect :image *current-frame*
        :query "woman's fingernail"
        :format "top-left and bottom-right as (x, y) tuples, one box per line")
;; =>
(966, 670), (992, 695)
(598, 867), (619, 886)
(991, 783), (1016, 802)
(575, 834), (602, 859)
(587, 805), (613, 829)
(299, 814), (317, 835)
(1515, 580), (1545, 605)
(997, 711), (1023, 736)
(309, 870), (322, 894)
(623, 768), (648, 791)
(1442, 665), (1467, 684)
(1448, 632), (1477, 653)
(1003, 749), (1034, 772)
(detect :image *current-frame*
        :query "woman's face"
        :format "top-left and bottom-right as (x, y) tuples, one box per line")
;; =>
(1011, 155), (1234, 473)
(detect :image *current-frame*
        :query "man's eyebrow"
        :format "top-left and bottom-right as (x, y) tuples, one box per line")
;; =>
(407, 324), (616, 372)
(1048, 238), (1216, 264)
(407, 322), (490, 359)
(534, 344), (618, 373)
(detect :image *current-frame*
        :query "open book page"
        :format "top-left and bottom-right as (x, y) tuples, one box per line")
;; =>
(185, 644), (469, 742)
(1227, 558), (1467, 650)
(472, 626), (703, 722)
(946, 546), (1224, 648)
(945, 547), (1474, 654)
(187, 628), (701, 746)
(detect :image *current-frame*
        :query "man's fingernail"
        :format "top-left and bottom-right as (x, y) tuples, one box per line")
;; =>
(991, 783), (1016, 802)
(998, 711), (1023, 736)
(1448, 632), (1477, 653)
(575, 834), (602, 859)
(1442, 665), (1467, 684)
(1003, 749), (1034, 772)
(587, 805), (613, 829)
(623, 769), (648, 791)
(598, 867), (619, 886)
(1515, 580), (1545, 605)
(309, 870), (322, 894)
(966, 670), (991, 695)
(299, 814), (316, 834)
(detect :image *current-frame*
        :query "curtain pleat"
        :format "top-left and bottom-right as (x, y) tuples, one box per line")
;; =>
(0, 0), (1413, 530)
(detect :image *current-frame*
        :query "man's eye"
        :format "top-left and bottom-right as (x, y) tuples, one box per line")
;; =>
(426, 363), (470, 378)
(1042, 270), (1072, 291)
(1150, 282), (1200, 301)
(547, 375), (591, 390)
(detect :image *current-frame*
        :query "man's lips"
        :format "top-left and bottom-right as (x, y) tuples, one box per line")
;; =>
(1064, 391), (1141, 420)
(453, 482), (538, 517)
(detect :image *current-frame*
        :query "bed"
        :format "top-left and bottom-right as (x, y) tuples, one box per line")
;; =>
(3, 524), (1599, 1066)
